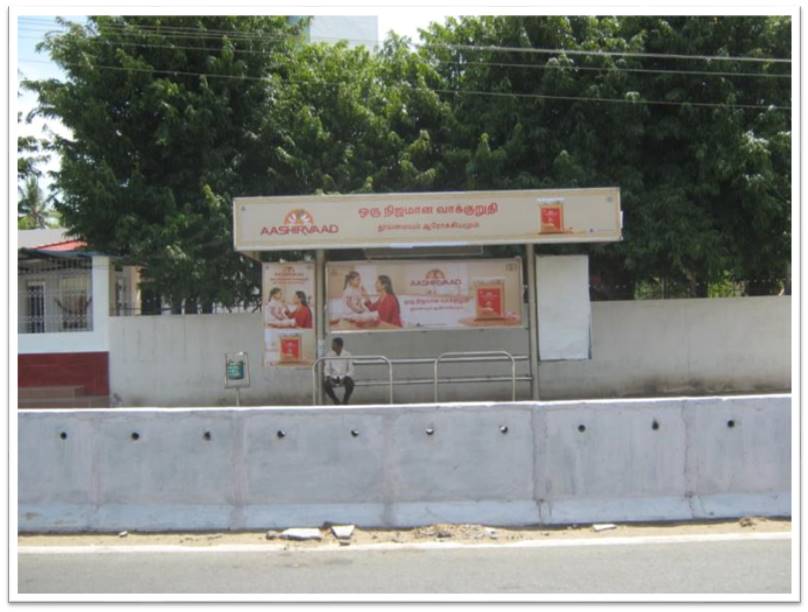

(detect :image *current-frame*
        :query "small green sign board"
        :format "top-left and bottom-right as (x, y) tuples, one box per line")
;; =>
(227, 360), (245, 380)
(224, 352), (250, 389)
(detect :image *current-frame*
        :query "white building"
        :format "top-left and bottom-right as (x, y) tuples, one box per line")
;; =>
(17, 228), (140, 408)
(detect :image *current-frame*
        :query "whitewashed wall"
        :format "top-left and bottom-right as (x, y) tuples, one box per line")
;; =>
(537, 296), (791, 399)
(107, 296), (790, 406)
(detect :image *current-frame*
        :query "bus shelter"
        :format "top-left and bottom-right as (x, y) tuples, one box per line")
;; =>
(233, 187), (621, 404)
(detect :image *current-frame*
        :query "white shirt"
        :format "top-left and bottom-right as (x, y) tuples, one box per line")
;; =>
(324, 349), (354, 379)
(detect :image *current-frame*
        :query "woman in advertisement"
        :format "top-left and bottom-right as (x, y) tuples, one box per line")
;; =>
(286, 290), (313, 329)
(362, 275), (402, 327)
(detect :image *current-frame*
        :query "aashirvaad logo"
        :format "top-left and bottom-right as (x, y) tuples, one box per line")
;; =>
(409, 268), (463, 287)
(261, 209), (339, 236)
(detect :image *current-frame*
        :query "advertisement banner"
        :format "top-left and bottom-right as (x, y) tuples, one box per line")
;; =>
(262, 262), (316, 367)
(234, 187), (621, 251)
(326, 258), (523, 332)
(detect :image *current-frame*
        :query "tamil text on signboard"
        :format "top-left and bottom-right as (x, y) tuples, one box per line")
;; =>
(234, 188), (621, 251)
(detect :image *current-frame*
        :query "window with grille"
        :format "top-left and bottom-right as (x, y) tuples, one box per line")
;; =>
(57, 275), (92, 330)
(25, 281), (45, 333)
(18, 255), (93, 334)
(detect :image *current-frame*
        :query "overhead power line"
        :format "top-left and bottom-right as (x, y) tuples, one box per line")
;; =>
(17, 57), (790, 111)
(430, 86), (788, 110)
(423, 42), (792, 64)
(433, 58), (790, 79)
(15, 31), (791, 80)
(17, 18), (792, 64)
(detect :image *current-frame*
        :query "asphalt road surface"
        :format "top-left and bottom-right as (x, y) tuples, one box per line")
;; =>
(18, 535), (791, 595)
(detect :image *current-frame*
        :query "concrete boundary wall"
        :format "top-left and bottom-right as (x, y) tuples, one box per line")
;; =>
(19, 395), (790, 532)
(107, 296), (790, 406)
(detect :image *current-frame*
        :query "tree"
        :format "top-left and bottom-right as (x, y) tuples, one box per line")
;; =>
(17, 176), (56, 229)
(256, 34), (454, 196)
(26, 16), (307, 312)
(17, 69), (52, 186)
(419, 16), (791, 295)
(18, 74), (56, 229)
(27, 15), (790, 303)
(17, 113), (47, 184)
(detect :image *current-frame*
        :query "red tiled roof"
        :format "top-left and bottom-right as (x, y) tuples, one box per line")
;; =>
(33, 240), (87, 252)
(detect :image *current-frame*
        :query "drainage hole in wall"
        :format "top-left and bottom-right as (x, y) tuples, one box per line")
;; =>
(350, 429), (359, 438)
(59, 432), (67, 440)
(727, 420), (736, 429)
(276, 430), (286, 439)
(203, 431), (212, 441)
(652, 420), (660, 430)
(131, 432), (140, 441)
(426, 427), (435, 436)
(499, 425), (509, 434)
(578, 424), (586, 433)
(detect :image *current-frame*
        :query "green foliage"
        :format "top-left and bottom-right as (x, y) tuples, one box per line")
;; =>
(17, 106), (50, 183)
(26, 16), (307, 310)
(25, 15), (790, 306)
(257, 34), (454, 195)
(17, 175), (58, 229)
(419, 15), (791, 293)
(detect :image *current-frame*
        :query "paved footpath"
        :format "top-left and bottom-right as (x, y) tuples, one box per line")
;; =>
(17, 532), (792, 596)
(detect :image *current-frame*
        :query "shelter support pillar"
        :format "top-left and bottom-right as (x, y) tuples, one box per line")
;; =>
(526, 244), (540, 401)
(315, 249), (326, 404)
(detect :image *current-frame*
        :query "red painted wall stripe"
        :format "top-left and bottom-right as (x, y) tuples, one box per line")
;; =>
(18, 352), (109, 396)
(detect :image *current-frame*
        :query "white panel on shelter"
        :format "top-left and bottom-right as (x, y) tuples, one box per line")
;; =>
(537, 255), (591, 360)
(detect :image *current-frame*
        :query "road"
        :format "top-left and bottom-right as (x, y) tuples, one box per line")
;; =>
(18, 534), (791, 595)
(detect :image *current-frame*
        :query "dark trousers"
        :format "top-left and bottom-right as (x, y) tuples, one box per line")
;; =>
(323, 376), (355, 404)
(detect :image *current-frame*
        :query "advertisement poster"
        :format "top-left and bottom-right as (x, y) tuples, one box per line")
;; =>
(326, 258), (523, 332)
(262, 262), (316, 367)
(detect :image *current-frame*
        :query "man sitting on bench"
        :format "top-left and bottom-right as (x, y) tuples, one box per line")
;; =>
(323, 337), (355, 405)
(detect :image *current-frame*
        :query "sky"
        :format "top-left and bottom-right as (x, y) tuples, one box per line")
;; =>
(378, 12), (452, 41)
(15, 13), (455, 191)
(17, 16), (86, 189)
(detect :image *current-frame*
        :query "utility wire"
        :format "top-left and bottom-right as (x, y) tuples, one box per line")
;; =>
(17, 57), (790, 111)
(17, 18), (792, 64)
(431, 58), (790, 79)
(424, 42), (792, 64)
(16, 31), (792, 80)
(430, 86), (789, 110)
(20, 16), (792, 66)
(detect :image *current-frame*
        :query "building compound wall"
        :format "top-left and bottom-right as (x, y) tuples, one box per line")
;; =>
(108, 296), (790, 407)
(18, 394), (791, 532)
(18, 256), (113, 399)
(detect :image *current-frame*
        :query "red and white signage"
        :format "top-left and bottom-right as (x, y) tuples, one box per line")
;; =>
(234, 188), (621, 251)
(325, 258), (523, 332)
(262, 262), (316, 367)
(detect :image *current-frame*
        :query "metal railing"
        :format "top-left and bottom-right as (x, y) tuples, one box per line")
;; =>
(433, 351), (518, 402)
(311, 351), (524, 404)
(311, 355), (394, 405)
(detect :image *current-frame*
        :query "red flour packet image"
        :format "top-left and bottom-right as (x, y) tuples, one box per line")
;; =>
(280, 335), (302, 362)
(475, 285), (503, 319)
(540, 203), (564, 233)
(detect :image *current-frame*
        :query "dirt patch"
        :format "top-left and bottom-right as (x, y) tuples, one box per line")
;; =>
(18, 517), (790, 549)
